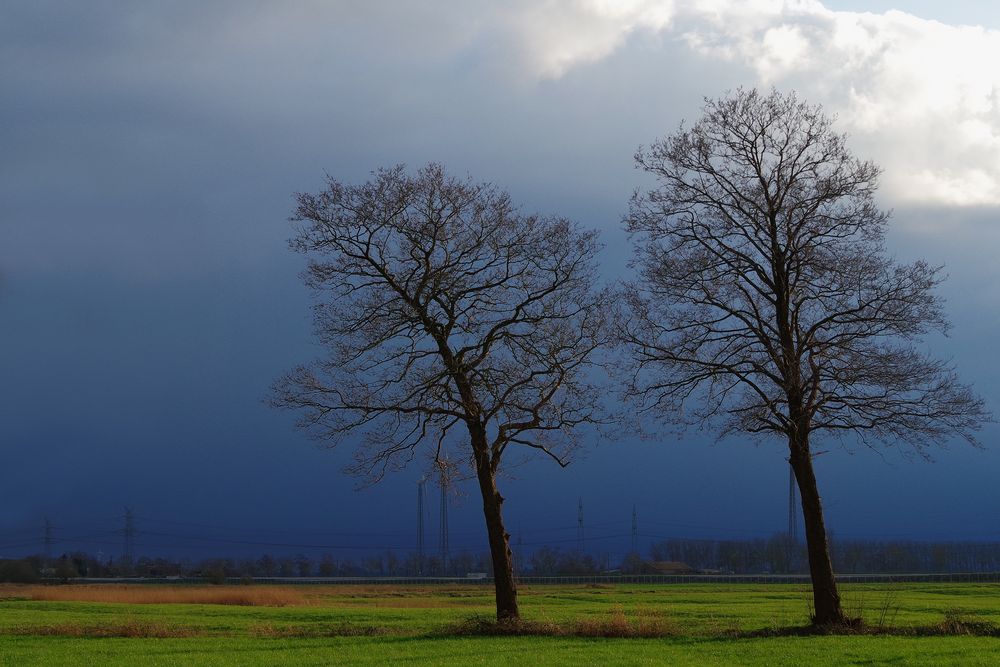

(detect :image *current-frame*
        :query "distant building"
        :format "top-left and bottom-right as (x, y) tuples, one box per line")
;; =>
(642, 560), (695, 575)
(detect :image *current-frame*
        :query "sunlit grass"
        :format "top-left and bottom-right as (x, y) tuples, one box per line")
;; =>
(2, 583), (999, 664)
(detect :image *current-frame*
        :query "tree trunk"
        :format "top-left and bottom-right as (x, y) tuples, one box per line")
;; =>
(470, 427), (519, 621)
(789, 434), (848, 626)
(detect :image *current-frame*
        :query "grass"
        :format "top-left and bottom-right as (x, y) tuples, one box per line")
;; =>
(0, 584), (306, 607)
(448, 603), (682, 638)
(0, 582), (998, 664)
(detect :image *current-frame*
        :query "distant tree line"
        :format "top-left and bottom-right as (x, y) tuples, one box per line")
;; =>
(645, 538), (1000, 575)
(5, 538), (1000, 583)
(0, 550), (494, 583)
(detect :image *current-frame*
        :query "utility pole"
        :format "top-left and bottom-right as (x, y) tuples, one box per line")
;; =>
(122, 507), (136, 568)
(416, 478), (425, 575)
(43, 516), (54, 564)
(577, 497), (584, 553)
(631, 504), (638, 554)
(439, 475), (449, 573)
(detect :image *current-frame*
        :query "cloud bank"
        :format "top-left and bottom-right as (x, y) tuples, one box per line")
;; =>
(504, 0), (1000, 206)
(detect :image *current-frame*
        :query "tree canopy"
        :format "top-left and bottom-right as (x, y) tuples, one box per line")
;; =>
(275, 163), (613, 620)
(621, 88), (988, 625)
(623, 88), (986, 455)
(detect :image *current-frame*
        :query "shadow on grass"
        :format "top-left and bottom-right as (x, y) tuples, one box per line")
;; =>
(445, 605), (682, 639)
(6, 609), (998, 640)
(446, 609), (1000, 640)
(249, 622), (389, 638)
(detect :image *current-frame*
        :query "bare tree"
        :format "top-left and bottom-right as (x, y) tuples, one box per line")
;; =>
(274, 164), (611, 621)
(622, 89), (988, 626)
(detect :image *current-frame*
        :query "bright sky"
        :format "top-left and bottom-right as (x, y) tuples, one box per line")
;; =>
(498, 0), (1000, 206)
(825, 1), (1000, 27)
(2, 1), (999, 558)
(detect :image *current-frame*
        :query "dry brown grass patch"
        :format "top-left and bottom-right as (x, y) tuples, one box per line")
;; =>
(327, 585), (490, 608)
(5, 584), (306, 606)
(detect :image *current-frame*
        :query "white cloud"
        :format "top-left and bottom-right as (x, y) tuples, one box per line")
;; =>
(506, 0), (1000, 206)
(508, 0), (677, 78)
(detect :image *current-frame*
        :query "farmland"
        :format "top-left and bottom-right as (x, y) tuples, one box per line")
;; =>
(1, 582), (998, 665)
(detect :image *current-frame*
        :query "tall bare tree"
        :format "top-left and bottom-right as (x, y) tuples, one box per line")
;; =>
(622, 89), (988, 625)
(274, 164), (611, 621)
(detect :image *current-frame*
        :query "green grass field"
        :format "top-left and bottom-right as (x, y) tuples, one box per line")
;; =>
(1, 582), (998, 665)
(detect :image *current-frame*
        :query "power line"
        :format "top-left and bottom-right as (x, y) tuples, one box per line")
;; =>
(10, 501), (994, 561)
(642, 518), (780, 536)
(512, 520), (622, 535)
(137, 530), (412, 551)
(135, 514), (415, 539)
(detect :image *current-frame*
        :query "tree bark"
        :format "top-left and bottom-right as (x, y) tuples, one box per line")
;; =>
(470, 426), (519, 621)
(789, 435), (847, 626)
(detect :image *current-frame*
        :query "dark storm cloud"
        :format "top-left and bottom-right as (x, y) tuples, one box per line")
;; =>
(2, 2), (999, 559)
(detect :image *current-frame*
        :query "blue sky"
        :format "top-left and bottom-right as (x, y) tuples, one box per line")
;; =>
(825, 2), (1000, 27)
(2, 1), (999, 561)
